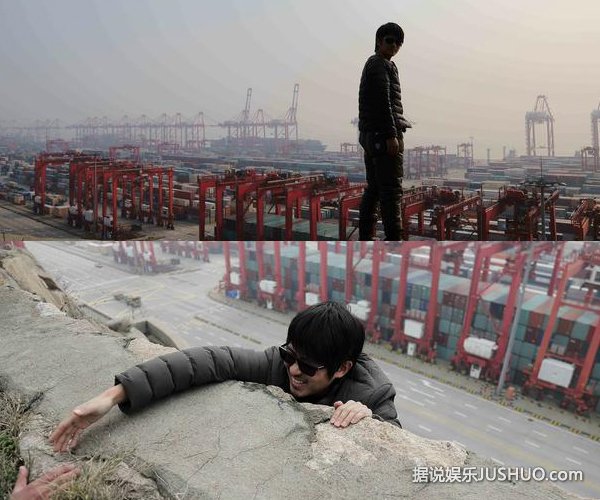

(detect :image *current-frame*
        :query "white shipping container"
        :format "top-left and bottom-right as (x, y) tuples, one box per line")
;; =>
(464, 337), (497, 360)
(259, 279), (277, 294)
(405, 319), (425, 339)
(305, 292), (320, 306)
(84, 209), (94, 222)
(348, 302), (369, 321)
(538, 359), (575, 388)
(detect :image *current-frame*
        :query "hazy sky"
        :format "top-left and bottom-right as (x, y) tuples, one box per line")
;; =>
(1, 0), (599, 157)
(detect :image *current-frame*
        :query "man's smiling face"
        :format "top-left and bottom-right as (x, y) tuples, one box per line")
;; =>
(282, 344), (334, 399)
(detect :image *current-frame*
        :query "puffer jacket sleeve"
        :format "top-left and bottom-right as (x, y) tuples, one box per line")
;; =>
(115, 346), (279, 414)
(369, 382), (402, 428)
(366, 58), (397, 139)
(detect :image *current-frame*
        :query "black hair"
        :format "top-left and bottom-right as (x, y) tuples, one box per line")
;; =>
(375, 22), (405, 52)
(286, 301), (365, 378)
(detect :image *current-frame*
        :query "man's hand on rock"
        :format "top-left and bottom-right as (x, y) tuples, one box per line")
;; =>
(49, 385), (124, 452)
(10, 464), (80, 500)
(330, 400), (373, 428)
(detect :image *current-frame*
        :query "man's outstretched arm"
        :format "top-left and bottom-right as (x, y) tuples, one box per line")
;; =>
(116, 346), (277, 413)
(50, 346), (278, 452)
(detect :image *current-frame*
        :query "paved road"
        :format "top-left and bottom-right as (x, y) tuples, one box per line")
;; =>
(25, 242), (600, 498)
(0, 199), (204, 240)
(0, 201), (78, 239)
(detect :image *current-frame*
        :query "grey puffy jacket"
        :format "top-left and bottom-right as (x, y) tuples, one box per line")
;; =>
(358, 54), (406, 139)
(115, 346), (401, 427)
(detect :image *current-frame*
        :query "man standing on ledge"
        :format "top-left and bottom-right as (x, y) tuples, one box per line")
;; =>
(358, 22), (410, 241)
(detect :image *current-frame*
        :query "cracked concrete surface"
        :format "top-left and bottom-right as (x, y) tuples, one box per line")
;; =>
(0, 252), (585, 499)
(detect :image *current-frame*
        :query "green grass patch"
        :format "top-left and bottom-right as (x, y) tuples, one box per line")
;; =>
(53, 452), (140, 500)
(0, 389), (30, 498)
(0, 388), (151, 499)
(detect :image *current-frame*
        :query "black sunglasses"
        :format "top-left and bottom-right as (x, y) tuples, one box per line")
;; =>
(279, 344), (325, 377)
(383, 36), (400, 46)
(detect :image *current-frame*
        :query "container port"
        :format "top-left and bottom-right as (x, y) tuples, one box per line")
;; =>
(1, 96), (600, 241)
(216, 240), (600, 415)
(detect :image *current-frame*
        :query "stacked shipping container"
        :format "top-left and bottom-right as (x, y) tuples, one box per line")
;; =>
(235, 243), (600, 412)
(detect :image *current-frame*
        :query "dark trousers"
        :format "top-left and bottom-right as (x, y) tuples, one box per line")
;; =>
(358, 132), (404, 240)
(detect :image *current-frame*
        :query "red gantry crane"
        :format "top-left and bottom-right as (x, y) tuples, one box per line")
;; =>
(405, 146), (448, 179)
(34, 150), (77, 214)
(222, 241), (249, 300)
(451, 242), (557, 382)
(198, 169), (286, 240)
(522, 245), (600, 414)
(295, 242), (328, 311)
(403, 186), (481, 240)
(478, 186), (559, 241)
(255, 241), (287, 311)
(254, 174), (322, 240)
(389, 242), (470, 361)
(345, 242), (387, 343)
(571, 199), (600, 241)
(338, 186), (478, 241)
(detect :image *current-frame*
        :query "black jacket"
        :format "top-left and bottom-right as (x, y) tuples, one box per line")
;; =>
(359, 54), (406, 139)
(115, 345), (401, 427)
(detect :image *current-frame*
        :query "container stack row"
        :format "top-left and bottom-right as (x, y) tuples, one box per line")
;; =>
(236, 243), (600, 411)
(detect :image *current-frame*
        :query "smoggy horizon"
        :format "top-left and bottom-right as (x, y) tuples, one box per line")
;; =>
(1, 0), (599, 158)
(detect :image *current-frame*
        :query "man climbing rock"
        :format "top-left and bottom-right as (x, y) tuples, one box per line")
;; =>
(50, 302), (401, 453)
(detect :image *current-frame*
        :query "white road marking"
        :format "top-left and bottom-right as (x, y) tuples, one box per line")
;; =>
(398, 394), (425, 407)
(487, 425), (502, 433)
(454, 441), (466, 449)
(464, 403), (478, 410)
(497, 416), (511, 424)
(525, 440), (540, 449)
(566, 457), (582, 466)
(491, 457), (505, 465)
(418, 425), (432, 433)
(454, 411), (467, 418)
(532, 430), (547, 438)
(420, 379), (446, 394)
(409, 387), (437, 399)
(572, 446), (588, 455)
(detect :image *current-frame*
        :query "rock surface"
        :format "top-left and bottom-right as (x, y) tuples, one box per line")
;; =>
(0, 248), (82, 317)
